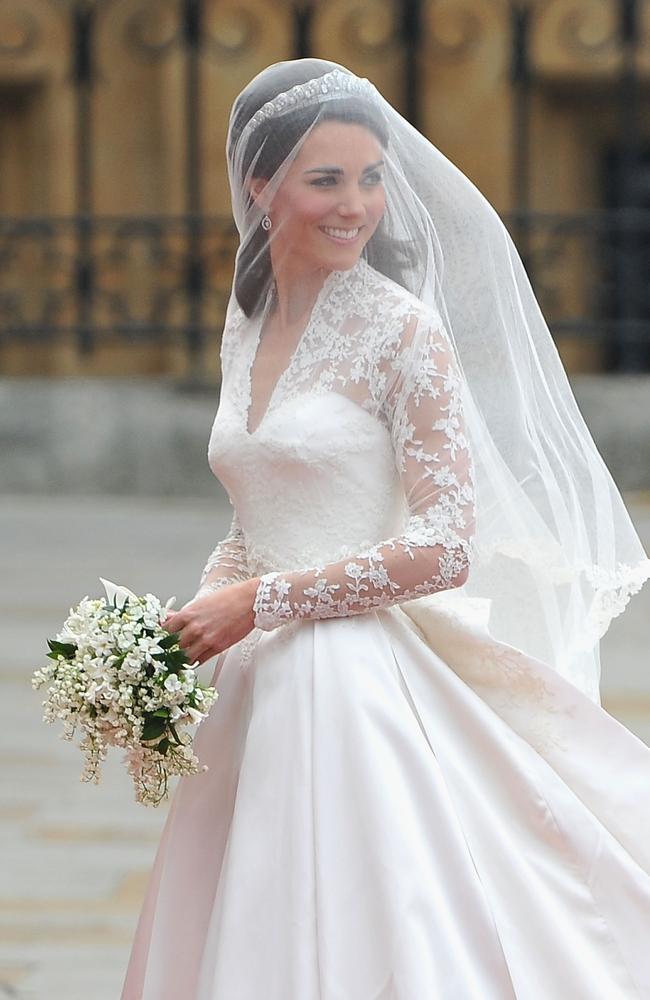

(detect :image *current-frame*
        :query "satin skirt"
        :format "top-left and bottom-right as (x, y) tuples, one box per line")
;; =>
(120, 597), (650, 999)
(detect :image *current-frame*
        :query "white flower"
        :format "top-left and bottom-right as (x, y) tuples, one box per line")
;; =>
(92, 635), (113, 656)
(84, 657), (106, 680)
(85, 680), (108, 705)
(56, 627), (79, 644)
(186, 706), (207, 724)
(120, 654), (144, 678)
(164, 674), (182, 693)
(116, 631), (137, 651)
(137, 636), (163, 659)
(99, 577), (138, 609)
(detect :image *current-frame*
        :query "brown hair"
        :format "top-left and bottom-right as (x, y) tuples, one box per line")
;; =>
(228, 64), (415, 316)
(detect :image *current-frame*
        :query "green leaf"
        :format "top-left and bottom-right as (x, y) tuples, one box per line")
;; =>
(47, 639), (77, 660)
(152, 708), (169, 718)
(166, 649), (189, 670)
(157, 738), (170, 755)
(141, 716), (167, 742)
(158, 633), (180, 649)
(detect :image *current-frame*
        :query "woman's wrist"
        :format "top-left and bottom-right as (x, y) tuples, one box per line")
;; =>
(244, 576), (262, 626)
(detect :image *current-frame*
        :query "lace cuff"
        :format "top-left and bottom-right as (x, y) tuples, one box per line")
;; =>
(253, 573), (288, 630)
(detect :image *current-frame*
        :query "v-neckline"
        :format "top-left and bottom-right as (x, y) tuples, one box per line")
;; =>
(243, 267), (341, 436)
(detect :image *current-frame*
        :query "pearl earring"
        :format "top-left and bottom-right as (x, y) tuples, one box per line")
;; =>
(261, 214), (272, 231)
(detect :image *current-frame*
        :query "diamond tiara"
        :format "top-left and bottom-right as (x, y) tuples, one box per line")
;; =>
(240, 69), (379, 139)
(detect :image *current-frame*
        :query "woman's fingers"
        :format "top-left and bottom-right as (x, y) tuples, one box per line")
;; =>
(178, 628), (221, 667)
(162, 613), (183, 633)
(193, 647), (214, 667)
(188, 644), (217, 667)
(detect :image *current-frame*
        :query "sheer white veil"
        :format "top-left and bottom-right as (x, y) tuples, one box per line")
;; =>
(225, 57), (650, 703)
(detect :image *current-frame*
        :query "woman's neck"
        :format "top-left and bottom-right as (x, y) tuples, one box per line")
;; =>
(269, 258), (331, 328)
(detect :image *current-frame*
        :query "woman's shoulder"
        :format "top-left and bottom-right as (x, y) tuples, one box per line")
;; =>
(217, 297), (249, 384)
(348, 259), (443, 356)
(352, 258), (441, 330)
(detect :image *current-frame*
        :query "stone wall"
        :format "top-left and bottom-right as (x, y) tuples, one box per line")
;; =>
(1, 375), (649, 495)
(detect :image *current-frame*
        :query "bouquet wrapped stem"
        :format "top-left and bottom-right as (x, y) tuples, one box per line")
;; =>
(32, 578), (218, 807)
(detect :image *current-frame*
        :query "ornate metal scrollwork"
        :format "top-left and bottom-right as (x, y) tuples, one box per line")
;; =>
(123, 0), (182, 60)
(423, 0), (483, 62)
(341, 0), (399, 56)
(0, 216), (238, 341)
(556, 0), (619, 58)
(0, 0), (646, 371)
(204, 7), (259, 58)
(503, 207), (650, 367)
(0, 4), (41, 57)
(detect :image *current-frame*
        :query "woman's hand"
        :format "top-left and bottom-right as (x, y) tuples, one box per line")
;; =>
(161, 577), (260, 667)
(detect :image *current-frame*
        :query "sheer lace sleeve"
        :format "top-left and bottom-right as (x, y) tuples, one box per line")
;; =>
(252, 312), (476, 630)
(189, 508), (251, 604)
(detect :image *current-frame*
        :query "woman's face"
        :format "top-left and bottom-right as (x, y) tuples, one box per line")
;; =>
(253, 120), (386, 276)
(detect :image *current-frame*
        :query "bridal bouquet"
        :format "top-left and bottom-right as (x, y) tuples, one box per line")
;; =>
(31, 578), (217, 807)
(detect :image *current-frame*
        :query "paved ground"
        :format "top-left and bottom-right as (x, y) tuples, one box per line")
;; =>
(2, 492), (650, 999)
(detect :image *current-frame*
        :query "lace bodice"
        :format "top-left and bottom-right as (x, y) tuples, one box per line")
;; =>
(194, 257), (476, 630)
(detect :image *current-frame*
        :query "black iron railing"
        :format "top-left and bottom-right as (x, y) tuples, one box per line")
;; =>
(1, 208), (648, 370)
(0, 0), (648, 372)
(0, 214), (237, 367)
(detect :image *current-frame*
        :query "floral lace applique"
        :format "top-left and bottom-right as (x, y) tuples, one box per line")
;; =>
(250, 270), (477, 630)
(191, 510), (251, 603)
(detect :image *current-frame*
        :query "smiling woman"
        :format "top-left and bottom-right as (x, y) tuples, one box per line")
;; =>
(243, 120), (387, 434)
(249, 119), (386, 272)
(120, 58), (650, 1000)
(297, 143), (385, 238)
(225, 67), (418, 323)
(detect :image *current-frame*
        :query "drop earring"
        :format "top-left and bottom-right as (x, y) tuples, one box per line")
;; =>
(261, 214), (272, 231)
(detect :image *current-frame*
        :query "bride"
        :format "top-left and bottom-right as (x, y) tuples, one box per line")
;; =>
(120, 59), (650, 998)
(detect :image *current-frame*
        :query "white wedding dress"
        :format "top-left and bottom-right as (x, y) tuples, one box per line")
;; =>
(121, 258), (650, 999)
